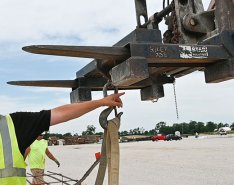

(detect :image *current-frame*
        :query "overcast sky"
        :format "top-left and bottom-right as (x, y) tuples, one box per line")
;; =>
(0, 0), (233, 134)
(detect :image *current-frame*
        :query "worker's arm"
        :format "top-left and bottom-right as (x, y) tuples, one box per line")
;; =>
(45, 148), (60, 167)
(24, 147), (31, 160)
(50, 92), (124, 126)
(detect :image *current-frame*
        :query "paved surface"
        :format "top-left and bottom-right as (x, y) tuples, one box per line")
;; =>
(26, 136), (234, 185)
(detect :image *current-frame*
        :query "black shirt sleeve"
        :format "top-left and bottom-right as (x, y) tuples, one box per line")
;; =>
(10, 110), (51, 156)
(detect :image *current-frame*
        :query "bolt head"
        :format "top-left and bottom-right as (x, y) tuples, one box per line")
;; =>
(190, 18), (196, 26)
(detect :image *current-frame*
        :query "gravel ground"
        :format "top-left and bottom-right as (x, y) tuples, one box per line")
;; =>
(26, 136), (234, 185)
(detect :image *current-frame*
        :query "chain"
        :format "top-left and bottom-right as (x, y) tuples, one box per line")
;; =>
(173, 80), (179, 120)
(171, 0), (181, 44)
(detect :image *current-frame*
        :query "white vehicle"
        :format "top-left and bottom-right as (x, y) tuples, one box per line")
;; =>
(175, 131), (181, 137)
(217, 127), (231, 135)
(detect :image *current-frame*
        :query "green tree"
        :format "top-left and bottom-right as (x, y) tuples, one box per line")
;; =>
(139, 127), (145, 135)
(188, 121), (197, 134)
(129, 129), (133, 135)
(82, 125), (96, 135)
(44, 131), (50, 140)
(172, 123), (181, 133)
(155, 121), (166, 130)
(160, 126), (174, 135)
(131, 127), (145, 135)
(230, 123), (234, 130)
(132, 127), (140, 135)
(196, 122), (205, 133)
(63, 132), (72, 137)
(96, 131), (104, 135)
(217, 122), (224, 129)
(120, 130), (129, 136)
(148, 129), (156, 136)
(206, 122), (217, 132)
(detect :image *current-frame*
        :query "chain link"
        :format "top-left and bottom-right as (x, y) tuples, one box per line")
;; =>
(173, 80), (179, 120)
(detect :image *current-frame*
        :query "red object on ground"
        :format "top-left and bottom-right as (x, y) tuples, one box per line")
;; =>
(151, 135), (166, 141)
(95, 152), (101, 160)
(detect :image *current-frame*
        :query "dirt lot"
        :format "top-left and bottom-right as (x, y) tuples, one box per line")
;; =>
(26, 136), (234, 185)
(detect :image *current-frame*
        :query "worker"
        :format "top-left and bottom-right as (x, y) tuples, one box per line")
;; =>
(0, 92), (124, 185)
(24, 134), (60, 184)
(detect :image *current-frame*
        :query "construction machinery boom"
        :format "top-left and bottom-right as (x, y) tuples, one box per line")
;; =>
(8, 0), (234, 102)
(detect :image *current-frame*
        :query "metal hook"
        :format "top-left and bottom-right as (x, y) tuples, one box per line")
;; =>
(99, 81), (121, 129)
(99, 107), (113, 129)
(99, 107), (123, 129)
(102, 80), (118, 116)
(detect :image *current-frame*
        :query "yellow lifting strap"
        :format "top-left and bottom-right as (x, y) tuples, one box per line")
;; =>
(95, 110), (122, 185)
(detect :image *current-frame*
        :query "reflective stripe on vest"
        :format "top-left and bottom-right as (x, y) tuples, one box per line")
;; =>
(0, 167), (25, 178)
(0, 115), (26, 178)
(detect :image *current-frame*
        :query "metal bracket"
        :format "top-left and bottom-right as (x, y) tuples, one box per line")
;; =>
(134, 0), (148, 28)
(110, 57), (149, 86)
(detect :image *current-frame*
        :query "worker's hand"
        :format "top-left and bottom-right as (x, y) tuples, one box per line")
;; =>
(54, 159), (60, 167)
(99, 92), (125, 108)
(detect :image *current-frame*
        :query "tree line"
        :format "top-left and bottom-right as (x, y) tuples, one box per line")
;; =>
(44, 121), (234, 139)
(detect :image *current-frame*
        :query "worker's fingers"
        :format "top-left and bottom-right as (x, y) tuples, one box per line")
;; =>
(102, 92), (125, 107)
(113, 92), (125, 98)
(112, 102), (122, 108)
(115, 92), (124, 108)
(114, 96), (123, 108)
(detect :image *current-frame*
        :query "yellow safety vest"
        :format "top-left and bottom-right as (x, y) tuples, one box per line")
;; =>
(0, 115), (27, 185)
(28, 139), (48, 169)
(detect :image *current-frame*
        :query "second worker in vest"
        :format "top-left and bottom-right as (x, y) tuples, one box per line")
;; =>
(24, 134), (60, 184)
